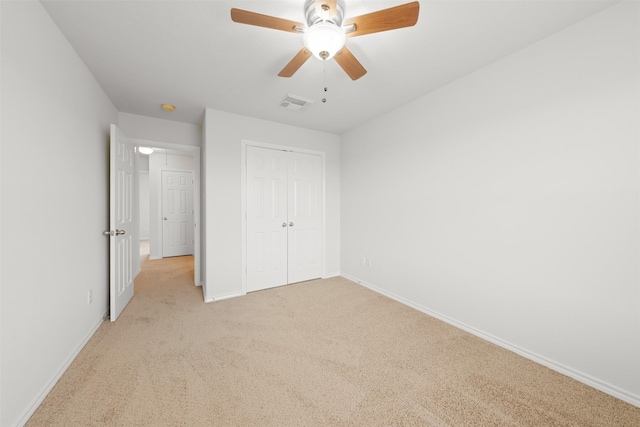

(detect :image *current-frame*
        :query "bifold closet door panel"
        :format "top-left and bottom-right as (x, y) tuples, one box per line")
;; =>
(246, 146), (289, 292)
(287, 152), (322, 284)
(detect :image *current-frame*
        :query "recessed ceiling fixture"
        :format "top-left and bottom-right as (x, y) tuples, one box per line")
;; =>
(139, 147), (154, 155)
(161, 103), (176, 112)
(231, 0), (420, 80)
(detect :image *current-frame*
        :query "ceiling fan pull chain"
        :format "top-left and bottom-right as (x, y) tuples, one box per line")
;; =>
(322, 61), (328, 104)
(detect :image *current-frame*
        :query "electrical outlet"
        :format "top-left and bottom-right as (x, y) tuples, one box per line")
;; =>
(87, 290), (93, 306)
(361, 256), (367, 266)
(367, 258), (372, 267)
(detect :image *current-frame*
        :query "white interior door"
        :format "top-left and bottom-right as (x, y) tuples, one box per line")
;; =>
(246, 146), (322, 292)
(109, 124), (135, 321)
(162, 170), (194, 257)
(287, 152), (322, 284)
(246, 147), (288, 292)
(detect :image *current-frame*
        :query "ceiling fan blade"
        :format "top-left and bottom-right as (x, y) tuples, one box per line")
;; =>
(343, 1), (420, 37)
(231, 8), (303, 33)
(278, 48), (313, 77)
(334, 46), (367, 80)
(315, 0), (338, 19)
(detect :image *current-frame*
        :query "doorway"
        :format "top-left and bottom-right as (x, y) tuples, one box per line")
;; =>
(135, 142), (201, 288)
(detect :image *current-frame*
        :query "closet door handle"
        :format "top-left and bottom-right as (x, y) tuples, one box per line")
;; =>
(289, 222), (294, 227)
(282, 222), (287, 228)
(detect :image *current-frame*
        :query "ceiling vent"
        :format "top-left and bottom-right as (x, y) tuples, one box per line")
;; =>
(279, 94), (314, 112)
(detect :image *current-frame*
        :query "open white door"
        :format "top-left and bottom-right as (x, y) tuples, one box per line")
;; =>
(108, 124), (135, 321)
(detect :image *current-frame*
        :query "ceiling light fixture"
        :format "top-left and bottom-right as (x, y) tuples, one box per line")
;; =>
(304, 21), (345, 60)
(139, 147), (154, 155)
(231, 0), (419, 80)
(161, 103), (176, 112)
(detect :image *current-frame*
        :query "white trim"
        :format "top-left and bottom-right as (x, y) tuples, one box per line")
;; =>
(240, 140), (327, 295)
(13, 312), (108, 427)
(323, 272), (341, 279)
(342, 273), (640, 409)
(240, 141), (247, 294)
(130, 138), (202, 289)
(210, 292), (246, 303)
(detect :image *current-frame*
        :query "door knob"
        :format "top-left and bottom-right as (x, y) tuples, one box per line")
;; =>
(115, 229), (126, 236)
(282, 222), (287, 227)
(103, 230), (113, 236)
(164, 217), (168, 220)
(289, 222), (294, 227)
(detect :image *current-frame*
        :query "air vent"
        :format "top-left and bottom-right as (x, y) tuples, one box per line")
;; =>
(279, 94), (314, 112)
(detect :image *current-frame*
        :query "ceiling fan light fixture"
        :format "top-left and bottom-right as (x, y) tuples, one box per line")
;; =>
(304, 21), (345, 60)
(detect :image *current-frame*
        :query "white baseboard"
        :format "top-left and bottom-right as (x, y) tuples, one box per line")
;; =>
(342, 274), (640, 409)
(14, 311), (108, 427)
(322, 272), (341, 279)
(208, 292), (245, 303)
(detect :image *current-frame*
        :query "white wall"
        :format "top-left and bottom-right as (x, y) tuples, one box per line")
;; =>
(139, 154), (150, 240)
(139, 171), (150, 240)
(119, 112), (201, 147)
(203, 108), (340, 300)
(138, 153), (150, 172)
(0, 2), (119, 426)
(341, 1), (639, 405)
(149, 152), (196, 259)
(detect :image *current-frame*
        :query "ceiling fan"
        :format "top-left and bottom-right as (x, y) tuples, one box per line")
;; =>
(231, 0), (420, 81)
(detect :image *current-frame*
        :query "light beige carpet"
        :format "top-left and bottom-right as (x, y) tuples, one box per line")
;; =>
(27, 255), (640, 426)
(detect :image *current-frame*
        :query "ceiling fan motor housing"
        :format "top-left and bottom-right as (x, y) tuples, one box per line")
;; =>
(303, 0), (347, 60)
(304, 0), (345, 27)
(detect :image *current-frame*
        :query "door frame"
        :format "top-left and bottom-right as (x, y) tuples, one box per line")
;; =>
(240, 140), (326, 295)
(132, 137), (202, 288)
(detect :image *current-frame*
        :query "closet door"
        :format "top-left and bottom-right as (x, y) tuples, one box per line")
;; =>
(287, 152), (322, 284)
(246, 146), (322, 292)
(246, 146), (288, 292)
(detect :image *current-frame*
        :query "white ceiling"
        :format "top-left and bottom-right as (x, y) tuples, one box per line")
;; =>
(41, 0), (619, 134)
